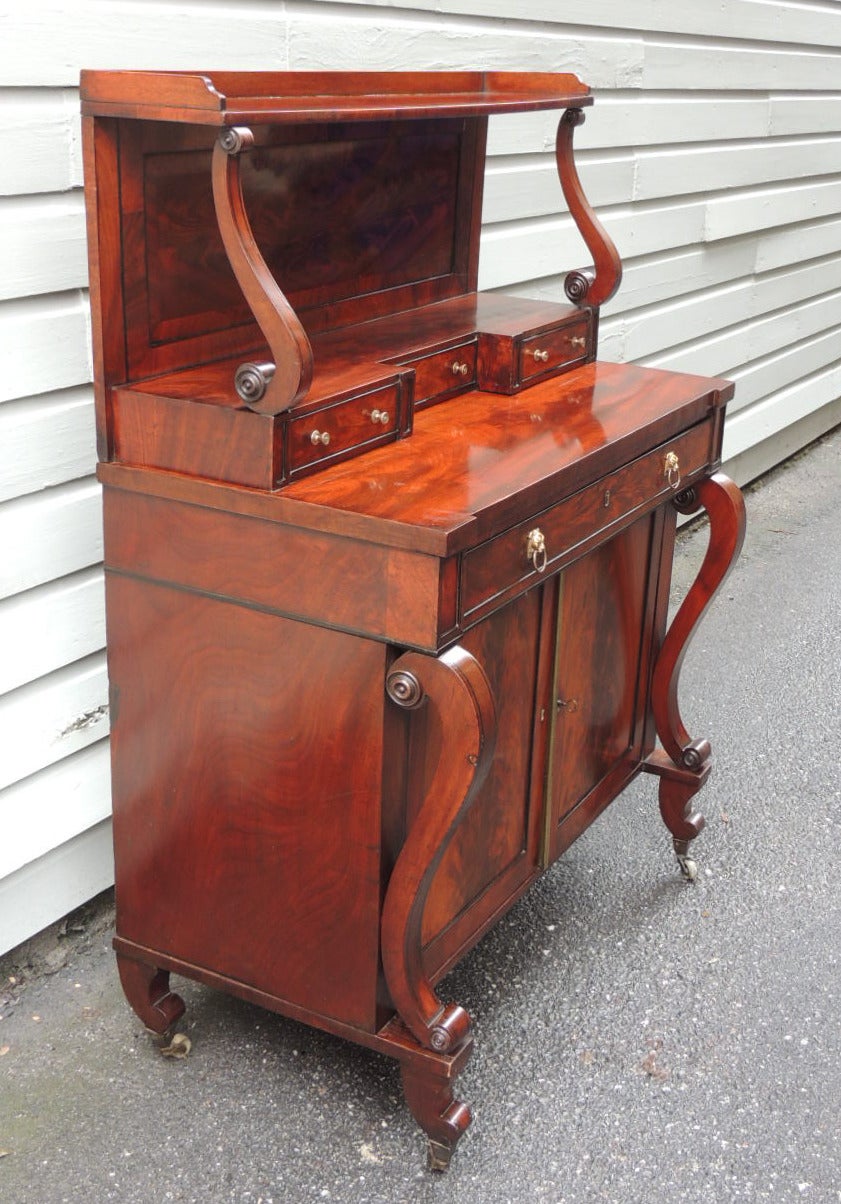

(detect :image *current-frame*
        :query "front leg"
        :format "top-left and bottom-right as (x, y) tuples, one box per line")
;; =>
(381, 645), (496, 1163)
(115, 949), (185, 1033)
(645, 473), (746, 875)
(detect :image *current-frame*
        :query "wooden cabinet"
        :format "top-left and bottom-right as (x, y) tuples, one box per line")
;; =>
(81, 69), (746, 1170)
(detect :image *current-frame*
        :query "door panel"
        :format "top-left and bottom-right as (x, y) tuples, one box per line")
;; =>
(420, 587), (546, 975)
(545, 515), (655, 863)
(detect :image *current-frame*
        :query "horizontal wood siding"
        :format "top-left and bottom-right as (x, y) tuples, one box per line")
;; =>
(1, 0), (839, 953)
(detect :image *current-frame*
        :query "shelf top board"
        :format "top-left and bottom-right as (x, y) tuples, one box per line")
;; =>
(80, 69), (592, 124)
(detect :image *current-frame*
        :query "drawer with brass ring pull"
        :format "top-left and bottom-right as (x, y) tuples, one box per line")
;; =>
(459, 420), (713, 624)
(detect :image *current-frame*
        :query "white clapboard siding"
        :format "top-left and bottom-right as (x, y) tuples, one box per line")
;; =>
(647, 291), (841, 385)
(329, 0), (841, 50)
(286, 12), (647, 89)
(0, 741), (110, 881)
(724, 360), (841, 461)
(0, 478), (103, 599)
(480, 203), (708, 291)
(0, 293), (91, 403)
(640, 38), (841, 93)
(485, 137), (841, 224)
(0, 2), (290, 87)
(0, 89), (83, 196)
(0, 652), (109, 794)
(730, 329), (841, 412)
(754, 214), (841, 274)
(0, 568), (105, 696)
(600, 256), (841, 364)
(0, 193), (88, 300)
(483, 181), (841, 292)
(0, 387), (95, 502)
(0, 820), (114, 956)
(2, 0), (841, 955)
(488, 93), (841, 157)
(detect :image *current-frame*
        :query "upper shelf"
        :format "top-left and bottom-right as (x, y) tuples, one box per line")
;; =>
(80, 69), (593, 124)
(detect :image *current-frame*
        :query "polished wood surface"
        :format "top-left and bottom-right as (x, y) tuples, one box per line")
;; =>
(211, 128), (313, 413)
(80, 69), (593, 124)
(83, 68), (745, 1169)
(107, 573), (387, 1031)
(280, 362), (731, 545)
(556, 108), (622, 308)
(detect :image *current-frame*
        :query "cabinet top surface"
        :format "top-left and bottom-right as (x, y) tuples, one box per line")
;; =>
(80, 69), (592, 124)
(101, 362), (732, 557)
(279, 362), (729, 540)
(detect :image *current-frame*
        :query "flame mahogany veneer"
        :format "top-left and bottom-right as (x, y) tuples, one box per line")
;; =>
(81, 69), (745, 1170)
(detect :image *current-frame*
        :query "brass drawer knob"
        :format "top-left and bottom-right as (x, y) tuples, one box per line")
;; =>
(309, 429), (331, 447)
(526, 527), (548, 572)
(369, 408), (390, 425)
(570, 335), (586, 349)
(664, 450), (681, 489)
(532, 349), (550, 363)
(451, 360), (470, 376)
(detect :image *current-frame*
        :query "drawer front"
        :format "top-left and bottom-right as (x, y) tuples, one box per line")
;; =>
(289, 384), (400, 476)
(460, 421), (713, 623)
(518, 318), (590, 384)
(408, 339), (478, 408)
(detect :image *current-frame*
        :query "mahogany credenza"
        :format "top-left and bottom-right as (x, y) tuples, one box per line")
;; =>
(81, 69), (745, 1169)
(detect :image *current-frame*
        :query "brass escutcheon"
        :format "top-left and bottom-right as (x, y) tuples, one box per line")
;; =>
(526, 527), (548, 572)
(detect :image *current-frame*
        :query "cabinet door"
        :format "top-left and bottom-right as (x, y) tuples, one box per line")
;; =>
(544, 514), (660, 864)
(419, 587), (550, 981)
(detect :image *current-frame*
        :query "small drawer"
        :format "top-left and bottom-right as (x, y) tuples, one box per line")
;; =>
(404, 339), (478, 409)
(518, 318), (590, 384)
(289, 384), (399, 477)
(460, 421), (713, 623)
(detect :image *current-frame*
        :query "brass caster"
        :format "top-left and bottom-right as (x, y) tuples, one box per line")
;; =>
(676, 853), (698, 882)
(427, 1138), (455, 1172)
(673, 838), (698, 881)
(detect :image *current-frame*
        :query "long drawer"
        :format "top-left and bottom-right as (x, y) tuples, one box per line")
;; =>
(459, 420), (713, 623)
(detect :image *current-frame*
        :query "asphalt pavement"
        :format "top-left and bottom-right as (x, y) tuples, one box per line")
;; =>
(1, 426), (839, 1204)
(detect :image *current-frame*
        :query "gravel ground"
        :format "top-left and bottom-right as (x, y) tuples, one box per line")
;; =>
(1, 426), (839, 1204)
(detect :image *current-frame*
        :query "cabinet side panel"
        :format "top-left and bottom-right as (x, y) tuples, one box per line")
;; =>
(82, 115), (127, 459)
(106, 574), (386, 1032)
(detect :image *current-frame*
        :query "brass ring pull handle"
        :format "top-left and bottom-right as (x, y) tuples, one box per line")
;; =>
(526, 527), (548, 572)
(532, 349), (550, 363)
(451, 361), (470, 376)
(664, 451), (681, 489)
(309, 429), (331, 447)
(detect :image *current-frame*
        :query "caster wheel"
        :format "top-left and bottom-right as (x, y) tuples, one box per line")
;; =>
(677, 854), (698, 882)
(427, 1139), (454, 1172)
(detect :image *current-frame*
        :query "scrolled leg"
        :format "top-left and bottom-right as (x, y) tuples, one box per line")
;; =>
(116, 951), (185, 1034)
(381, 645), (496, 1057)
(645, 473), (746, 871)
